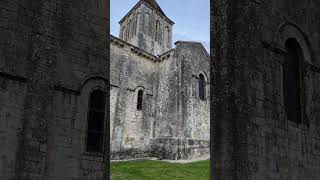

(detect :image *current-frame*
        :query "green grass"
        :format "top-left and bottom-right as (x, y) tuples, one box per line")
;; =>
(111, 160), (210, 180)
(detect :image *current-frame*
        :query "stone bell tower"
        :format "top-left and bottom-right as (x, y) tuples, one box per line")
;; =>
(118, 0), (174, 56)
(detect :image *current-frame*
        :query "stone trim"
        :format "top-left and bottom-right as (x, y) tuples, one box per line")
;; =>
(111, 35), (176, 62)
(130, 47), (158, 61)
(111, 35), (160, 61)
(54, 83), (119, 95)
(158, 49), (173, 61)
(54, 85), (81, 95)
(111, 84), (119, 88)
(126, 87), (153, 96)
(192, 74), (210, 84)
(261, 40), (287, 55)
(0, 71), (27, 82)
(126, 88), (135, 92)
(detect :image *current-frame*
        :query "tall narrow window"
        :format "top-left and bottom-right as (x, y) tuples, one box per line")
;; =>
(165, 26), (170, 47)
(128, 20), (132, 39)
(145, 13), (150, 35)
(121, 26), (126, 39)
(155, 20), (160, 41)
(137, 90), (143, 110)
(134, 15), (137, 35)
(283, 38), (303, 123)
(125, 23), (130, 40)
(86, 90), (106, 153)
(199, 74), (205, 100)
(130, 20), (135, 37)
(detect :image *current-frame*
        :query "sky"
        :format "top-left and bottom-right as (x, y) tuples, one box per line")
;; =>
(110, 0), (210, 52)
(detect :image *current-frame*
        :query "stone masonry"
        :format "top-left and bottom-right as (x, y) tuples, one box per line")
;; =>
(110, 0), (210, 160)
(212, 0), (320, 179)
(0, 0), (209, 179)
(0, 0), (109, 179)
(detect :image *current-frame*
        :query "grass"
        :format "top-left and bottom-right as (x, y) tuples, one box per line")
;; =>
(111, 159), (210, 180)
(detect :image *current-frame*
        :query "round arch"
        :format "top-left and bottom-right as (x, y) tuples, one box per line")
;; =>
(196, 68), (209, 83)
(274, 22), (314, 64)
(79, 75), (109, 92)
(75, 76), (109, 154)
(133, 86), (145, 111)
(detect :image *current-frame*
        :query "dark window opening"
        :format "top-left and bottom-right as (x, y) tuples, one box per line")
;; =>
(134, 13), (139, 35)
(121, 26), (125, 39)
(155, 20), (160, 41)
(145, 13), (151, 35)
(165, 26), (170, 47)
(283, 38), (303, 124)
(128, 20), (132, 38)
(137, 90), (143, 110)
(199, 74), (205, 101)
(86, 90), (106, 153)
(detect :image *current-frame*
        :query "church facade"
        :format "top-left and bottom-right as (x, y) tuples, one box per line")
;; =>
(110, 0), (210, 160)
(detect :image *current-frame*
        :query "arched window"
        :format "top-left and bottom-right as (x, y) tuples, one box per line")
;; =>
(155, 20), (160, 41)
(283, 38), (303, 123)
(199, 74), (205, 100)
(145, 13), (151, 35)
(137, 90), (143, 110)
(134, 14), (139, 35)
(125, 22), (130, 40)
(121, 26), (126, 39)
(165, 26), (170, 47)
(128, 20), (132, 39)
(130, 19), (135, 37)
(86, 89), (106, 153)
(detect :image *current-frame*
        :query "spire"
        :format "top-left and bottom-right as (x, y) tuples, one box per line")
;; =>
(119, 0), (174, 25)
(141, 0), (166, 17)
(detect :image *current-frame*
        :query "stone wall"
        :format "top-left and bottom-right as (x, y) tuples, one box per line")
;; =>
(212, 0), (320, 179)
(110, 36), (158, 159)
(0, 0), (108, 179)
(110, 37), (210, 160)
(154, 41), (210, 159)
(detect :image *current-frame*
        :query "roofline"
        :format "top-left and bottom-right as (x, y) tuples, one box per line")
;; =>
(110, 35), (157, 59)
(174, 41), (210, 56)
(118, 0), (175, 25)
(110, 34), (174, 62)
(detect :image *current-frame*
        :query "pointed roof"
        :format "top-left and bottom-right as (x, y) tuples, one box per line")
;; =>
(119, 0), (174, 25)
(142, 0), (165, 17)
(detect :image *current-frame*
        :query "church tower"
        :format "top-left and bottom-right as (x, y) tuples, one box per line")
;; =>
(118, 0), (174, 56)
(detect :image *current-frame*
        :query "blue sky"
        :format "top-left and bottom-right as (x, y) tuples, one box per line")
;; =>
(110, 0), (210, 52)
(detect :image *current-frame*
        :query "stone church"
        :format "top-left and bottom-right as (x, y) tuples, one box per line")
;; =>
(110, 0), (210, 160)
(0, 0), (209, 179)
(1, 0), (320, 179)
